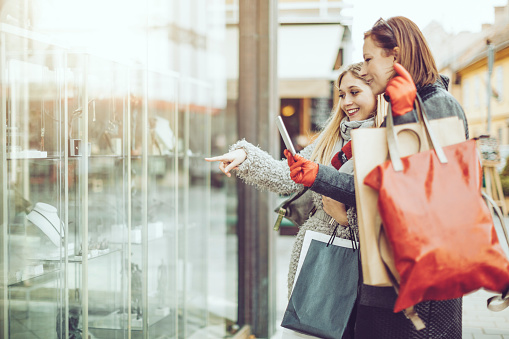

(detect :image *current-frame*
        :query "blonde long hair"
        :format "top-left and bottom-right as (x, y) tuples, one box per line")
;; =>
(309, 62), (386, 165)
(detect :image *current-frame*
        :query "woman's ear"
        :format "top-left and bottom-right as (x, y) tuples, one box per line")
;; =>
(392, 47), (400, 62)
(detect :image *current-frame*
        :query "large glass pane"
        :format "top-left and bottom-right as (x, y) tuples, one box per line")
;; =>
(179, 78), (214, 337)
(84, 56), (129, 338)
(2, 25), (66, 339)
(1, 0), (231, 338)
(130, 68), (179, 338)
(129, 67), (146, 336)
(146, 71), (178, 338)
(64, 52), (87, 339)
(64, 53), (130, 338)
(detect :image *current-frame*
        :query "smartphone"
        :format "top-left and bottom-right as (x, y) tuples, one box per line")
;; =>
(276, 116), (296, 155)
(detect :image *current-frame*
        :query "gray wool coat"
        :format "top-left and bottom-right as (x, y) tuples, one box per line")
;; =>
(230, 139), (357, 299)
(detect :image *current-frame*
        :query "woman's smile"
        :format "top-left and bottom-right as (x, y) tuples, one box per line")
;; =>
(346, 108), (359, 117)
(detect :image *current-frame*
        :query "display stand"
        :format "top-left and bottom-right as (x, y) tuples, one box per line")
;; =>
(483, 160), (508, 216)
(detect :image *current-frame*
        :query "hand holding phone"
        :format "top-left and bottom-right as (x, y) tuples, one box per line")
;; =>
(276, 116), (296, 155)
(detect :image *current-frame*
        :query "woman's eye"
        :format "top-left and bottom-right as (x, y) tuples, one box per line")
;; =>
(351, 91), (359, 96)
(365, 58), (371, 63)
(339, 94), (345, 99)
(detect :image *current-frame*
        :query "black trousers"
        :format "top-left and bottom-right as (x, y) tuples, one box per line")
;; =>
(352, 298), (462, 339)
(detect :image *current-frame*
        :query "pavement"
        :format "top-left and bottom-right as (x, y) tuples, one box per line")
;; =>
(270, 216), (509, 339)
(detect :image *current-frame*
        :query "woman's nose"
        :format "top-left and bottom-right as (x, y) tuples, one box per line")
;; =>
(360, 63), (368, 77)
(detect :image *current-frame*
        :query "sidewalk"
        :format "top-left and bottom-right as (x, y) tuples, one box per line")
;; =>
(462, 215), (509, 339)
(463, 289), (509, 338)
(271, 217), (509, 339)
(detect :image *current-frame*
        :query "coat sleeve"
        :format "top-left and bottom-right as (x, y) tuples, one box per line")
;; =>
(309, 165), (357, 206)
(390, 84), (469, 140)
(229, 139), (315, 195)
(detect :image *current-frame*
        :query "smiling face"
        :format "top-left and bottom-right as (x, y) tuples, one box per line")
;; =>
(338, 72), (376, 122)
(361, 36), (396, 96)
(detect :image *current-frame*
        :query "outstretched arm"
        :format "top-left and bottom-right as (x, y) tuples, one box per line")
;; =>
(206, 139), (317, 195)
(205, 149), (246, 177)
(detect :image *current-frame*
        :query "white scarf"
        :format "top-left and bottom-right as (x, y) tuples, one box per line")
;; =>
(338, 116), (376, 174)
(340, 116), (376, 143)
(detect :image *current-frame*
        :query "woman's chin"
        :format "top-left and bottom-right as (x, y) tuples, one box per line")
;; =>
(369, 83), (385, 96)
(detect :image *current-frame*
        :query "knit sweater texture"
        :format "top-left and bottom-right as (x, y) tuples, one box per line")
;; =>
(230, 139), (357, 298)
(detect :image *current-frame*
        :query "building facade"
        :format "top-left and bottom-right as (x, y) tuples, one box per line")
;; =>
(226, 0), (351, 152)
(427, 2), (509, 144)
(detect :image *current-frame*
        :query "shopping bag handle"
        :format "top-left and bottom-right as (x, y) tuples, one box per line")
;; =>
(482, 191), (509, 312)
(386, 93), (448, 172)
(482, 191), (509, 246)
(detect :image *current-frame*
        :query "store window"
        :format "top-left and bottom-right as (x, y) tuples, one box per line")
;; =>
(0, 0), (235, 338)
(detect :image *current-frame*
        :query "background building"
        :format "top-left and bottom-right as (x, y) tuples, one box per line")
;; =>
(424, 0), (509, 219)
(226, 0), (351, 152)
(425, 1), (509, 143)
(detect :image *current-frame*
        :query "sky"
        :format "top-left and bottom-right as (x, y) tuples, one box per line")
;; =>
(344, 0), (508, 61)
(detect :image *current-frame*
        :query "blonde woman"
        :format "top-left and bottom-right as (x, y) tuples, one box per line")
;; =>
(206, 62), (382, 299)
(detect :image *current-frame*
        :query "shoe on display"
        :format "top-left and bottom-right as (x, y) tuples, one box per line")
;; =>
(26, 202), (64, 247)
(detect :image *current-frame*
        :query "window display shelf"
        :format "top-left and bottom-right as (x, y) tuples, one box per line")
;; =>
(8, 268), (60, 287)
(6, 156), (63, 161)
(0, 23), (69, 51)
(108, 222), (166, 244)
(87, 155), (126, 159)
(32, 248), (121, 263)
(130, 154), (176, 159)
(89, 306), (173, 331)
(6, 151), (48, 159)
(177, 152), (204, 158)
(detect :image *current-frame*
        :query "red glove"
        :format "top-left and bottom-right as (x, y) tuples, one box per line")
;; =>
(284, 150), (319, 187)
(385, 63), (416, 116)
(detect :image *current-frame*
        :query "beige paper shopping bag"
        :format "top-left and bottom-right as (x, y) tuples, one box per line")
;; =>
(351, 116), (465, 286)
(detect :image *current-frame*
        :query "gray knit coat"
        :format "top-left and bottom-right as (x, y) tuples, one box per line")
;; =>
(230, 139), (358, 299)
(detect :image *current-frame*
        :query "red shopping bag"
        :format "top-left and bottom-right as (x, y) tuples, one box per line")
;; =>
(363, 95), (509, 313)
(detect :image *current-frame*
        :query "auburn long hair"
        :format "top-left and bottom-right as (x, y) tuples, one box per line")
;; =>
(364, 16), (438, 88)
(309, 62), (386, 165)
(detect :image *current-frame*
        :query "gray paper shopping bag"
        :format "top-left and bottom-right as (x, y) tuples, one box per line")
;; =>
(282, 230), (359, 339)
